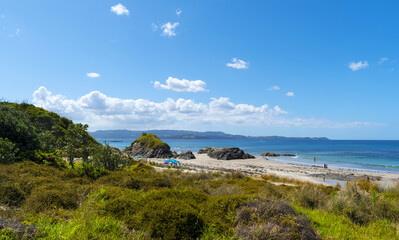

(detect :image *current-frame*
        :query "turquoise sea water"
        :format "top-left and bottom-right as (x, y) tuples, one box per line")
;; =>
(97, 138), (399, 174)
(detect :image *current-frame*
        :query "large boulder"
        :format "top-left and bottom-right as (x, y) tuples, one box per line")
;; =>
(125, 133), (173, 158)
(175, 151), (196, 160)
(198, 147), (255, 160)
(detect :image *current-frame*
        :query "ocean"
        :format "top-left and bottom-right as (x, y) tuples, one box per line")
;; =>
(97, 138), (399, 174)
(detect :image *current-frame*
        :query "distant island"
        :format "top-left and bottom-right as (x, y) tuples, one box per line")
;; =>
(89, 129), (329, 140)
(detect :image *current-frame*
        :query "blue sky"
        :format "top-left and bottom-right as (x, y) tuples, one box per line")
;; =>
(1, 0), (398, 139)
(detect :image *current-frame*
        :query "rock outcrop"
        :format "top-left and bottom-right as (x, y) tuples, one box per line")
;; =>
(198, 147), (255, 160)
(125, 133), (173, 158)
(175, 151), (196, 160)
(261, 152), (295, 157)
(0, 218), (37, 239)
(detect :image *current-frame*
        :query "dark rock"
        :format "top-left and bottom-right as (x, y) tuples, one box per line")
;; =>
(125, 133), (173, 158)
(198, 147), (255, 160)
(281, 154), (295, 157)
(175, 151), (196, 160)
(261, 152), (295, 157)
(0, 218), (37, 239)
(261, 152), (280, 157)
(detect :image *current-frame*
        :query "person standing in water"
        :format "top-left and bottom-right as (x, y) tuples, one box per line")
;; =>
(314, 157), (316, 163)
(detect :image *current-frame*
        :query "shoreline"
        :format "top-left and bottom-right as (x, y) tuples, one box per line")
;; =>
(148, 154), (399, 186)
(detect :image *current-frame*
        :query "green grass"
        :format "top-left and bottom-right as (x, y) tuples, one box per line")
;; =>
(295, 206), (399, 240)
(134, 133), (169, 149)
(1, 161), (399, 239)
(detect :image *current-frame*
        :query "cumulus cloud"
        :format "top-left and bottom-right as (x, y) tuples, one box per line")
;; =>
(226, 58), (249, 69)
(378, 57), (388, 64)
(286, 92), (294, 97)
(32, 87), (381, 131)
(268, 85), (280, 91)
(87, 72), (100, 78)
(161, 22), (179, 37)
(176, 9), (182, 16)
(111, 3), (129, 16)
(349, 61), (369, 71)
(153, 77), (208, 92)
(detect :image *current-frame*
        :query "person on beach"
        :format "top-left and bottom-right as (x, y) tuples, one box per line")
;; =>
(314, 157), (316, 163)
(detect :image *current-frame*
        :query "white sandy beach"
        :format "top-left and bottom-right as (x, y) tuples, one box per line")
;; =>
(149, 154), (399, 186)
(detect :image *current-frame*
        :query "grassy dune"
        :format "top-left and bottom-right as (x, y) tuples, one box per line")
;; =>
(1, 160), (398, 239)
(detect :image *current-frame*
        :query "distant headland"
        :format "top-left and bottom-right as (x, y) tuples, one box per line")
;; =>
(89, 129), (329, 140)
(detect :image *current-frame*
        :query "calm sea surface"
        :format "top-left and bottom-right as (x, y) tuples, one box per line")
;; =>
(97, 138), (399, 173)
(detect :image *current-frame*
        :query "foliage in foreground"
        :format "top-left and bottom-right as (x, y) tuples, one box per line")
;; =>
(0, 161), (398, 239)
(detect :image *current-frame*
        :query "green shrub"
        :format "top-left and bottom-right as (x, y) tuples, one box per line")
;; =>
(0, 182), (26, 207)
(24, 185), (80, 212)
(137, 200), (204, 240)
(200, 195), (250, 233)
(124, 162), (155, 173)
(77, 162), (107, 179)
(0, 138), (17, 164)
(234, 200), (320, 240)
(293, 185), (328, 209)
(325, 183), (372, 225)
(91, 144), (127, 171)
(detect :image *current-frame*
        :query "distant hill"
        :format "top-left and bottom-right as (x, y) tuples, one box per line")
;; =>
(89, 129), (329, 141)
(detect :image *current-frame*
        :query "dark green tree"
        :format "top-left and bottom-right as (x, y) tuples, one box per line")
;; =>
(64, 123), (88, 169)
(0, 104), (40, 160)
(91, 143), (125, 171)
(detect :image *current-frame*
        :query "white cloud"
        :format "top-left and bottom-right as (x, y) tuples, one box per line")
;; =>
(0, 14), (5, 19)
(286, 92), (294, 97)
(161, 22), (179, 37)
(226, 58), (249, 69)
(87, 72), (100, 78)
(32, 87), (381, 131)
(154, 77), (208, 92)
(151, 23), (158, 31)
(348, 61), (369, 71)
(268, 85), (280, 91)
(15, 28), (20, 36)
(111, 3), (129, 16)
(378, 57), (388, 64)
(176, 9), (182, 16)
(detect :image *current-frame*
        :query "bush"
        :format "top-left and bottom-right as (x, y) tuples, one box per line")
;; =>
(24, 184), (80, 212)
(137, 200), (204, 240)
(91, 144), (127, 171)
(0, 138), (16, 164)
(293, 185), (328, 209)
(0, 182), (26, 207)
(77, 162), (107, 180)
(235, 200), (320, 240)
(325, 183), (372, 225)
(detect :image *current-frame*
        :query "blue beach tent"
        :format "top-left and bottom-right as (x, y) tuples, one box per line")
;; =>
(163, 159), (181, 167)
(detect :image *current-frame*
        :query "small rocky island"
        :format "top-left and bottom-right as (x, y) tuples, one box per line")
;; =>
(124, 133), (173, 158)
(198, 147), (255, 160)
